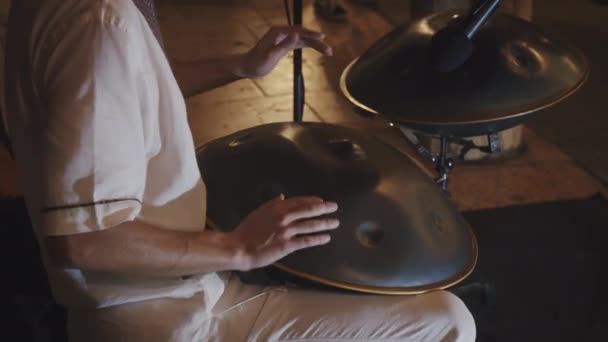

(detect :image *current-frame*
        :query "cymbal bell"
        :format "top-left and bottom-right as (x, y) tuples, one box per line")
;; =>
(340, 10), (589, 137)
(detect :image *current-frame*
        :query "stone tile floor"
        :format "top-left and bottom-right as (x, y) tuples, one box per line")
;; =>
(1, 0), (605, 212)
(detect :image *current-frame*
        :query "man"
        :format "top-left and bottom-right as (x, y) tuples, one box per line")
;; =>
(4, 0), (476, 340)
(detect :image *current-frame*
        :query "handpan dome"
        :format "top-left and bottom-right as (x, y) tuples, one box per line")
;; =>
(340, 11), (589, 137)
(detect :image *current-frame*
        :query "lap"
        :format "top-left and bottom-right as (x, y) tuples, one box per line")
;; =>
(209, 274), (476, 341)
(68, 292), (211, 342)
(66, 273), (476, 342)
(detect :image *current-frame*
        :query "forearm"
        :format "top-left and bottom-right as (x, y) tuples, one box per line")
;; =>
(45, 220), (247, 278)
(171, 54), (246, 98)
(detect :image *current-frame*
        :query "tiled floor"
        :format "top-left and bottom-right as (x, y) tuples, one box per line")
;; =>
(0, 0), (605, 212)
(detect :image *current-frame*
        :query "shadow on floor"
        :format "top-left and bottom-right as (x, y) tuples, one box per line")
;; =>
(462, 194), (608, 342)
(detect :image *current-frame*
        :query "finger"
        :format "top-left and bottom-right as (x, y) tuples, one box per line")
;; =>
(284, 218), (340, 238)
(275, 32), (299, 51)
(291, 26), (326, 40)
(269, 26), (326, 40)
(281, 196), (324, 212)
(286, 234), (332, 254)
(281, 201), (339, 225)
(258, 193), (285, 211)
(295, 38), (333, 56)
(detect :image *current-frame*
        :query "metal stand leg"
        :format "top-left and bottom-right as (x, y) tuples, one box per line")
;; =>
(435, 136), (454, 194)
(395, 125), (505, 194)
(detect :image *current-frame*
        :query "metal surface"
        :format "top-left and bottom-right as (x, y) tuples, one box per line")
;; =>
(197, 122), (477, 294)
(341, 10), (589, 137)
(462, 0), (501, 38)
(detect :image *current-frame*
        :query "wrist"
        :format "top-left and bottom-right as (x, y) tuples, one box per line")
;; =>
(218, 231), (252, 271)
(187, 230), (252, 272)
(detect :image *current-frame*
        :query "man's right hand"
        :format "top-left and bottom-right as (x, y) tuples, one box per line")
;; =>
(44, 194), (338, 278)
(229, 194), (339, 271)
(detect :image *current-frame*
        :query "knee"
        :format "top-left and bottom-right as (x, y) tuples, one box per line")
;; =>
(427, 290), (477, 342)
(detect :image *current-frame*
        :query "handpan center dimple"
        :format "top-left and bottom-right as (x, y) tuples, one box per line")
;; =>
(356, 221), (384, 248)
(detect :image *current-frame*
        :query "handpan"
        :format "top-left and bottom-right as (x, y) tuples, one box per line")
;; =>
(197, 122), (477, 294)
(340, 10), (589, 137)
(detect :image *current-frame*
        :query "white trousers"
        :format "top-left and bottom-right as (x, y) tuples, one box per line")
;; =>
(68, 273), (476, 341)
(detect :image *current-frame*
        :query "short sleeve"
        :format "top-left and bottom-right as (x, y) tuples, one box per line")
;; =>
(35, 11), (148, 236)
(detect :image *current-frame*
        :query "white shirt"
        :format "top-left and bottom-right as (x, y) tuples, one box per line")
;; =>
(4, 0), (226, 309)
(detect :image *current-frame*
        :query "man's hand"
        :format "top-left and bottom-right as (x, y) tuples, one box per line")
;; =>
(44, 194), (338, 277)
(229, 194), (339, 271)
(236, 26), (333, 79)
(172, 26), (332, 97)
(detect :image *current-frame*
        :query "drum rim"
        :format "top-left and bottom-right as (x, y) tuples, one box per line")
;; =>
(206, 217), (478, 295)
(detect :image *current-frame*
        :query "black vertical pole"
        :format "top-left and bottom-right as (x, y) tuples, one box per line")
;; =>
(435, 136), (452, 194)
(439, 136), (448, 192)
(293, 0), (304, 122)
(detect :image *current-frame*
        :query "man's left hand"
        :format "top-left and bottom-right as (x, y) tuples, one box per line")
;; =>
(236, 26), (333, 79)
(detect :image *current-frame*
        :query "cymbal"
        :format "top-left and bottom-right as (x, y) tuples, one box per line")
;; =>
(340, 10), (589, 137)
(197, 122), (477, 294)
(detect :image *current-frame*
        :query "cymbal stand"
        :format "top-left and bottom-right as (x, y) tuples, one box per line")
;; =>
(436, 136), (454, 193)
(395, 124), (503, 194)
(394, 125), (454, 193)
(436, 133), (501, 193)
